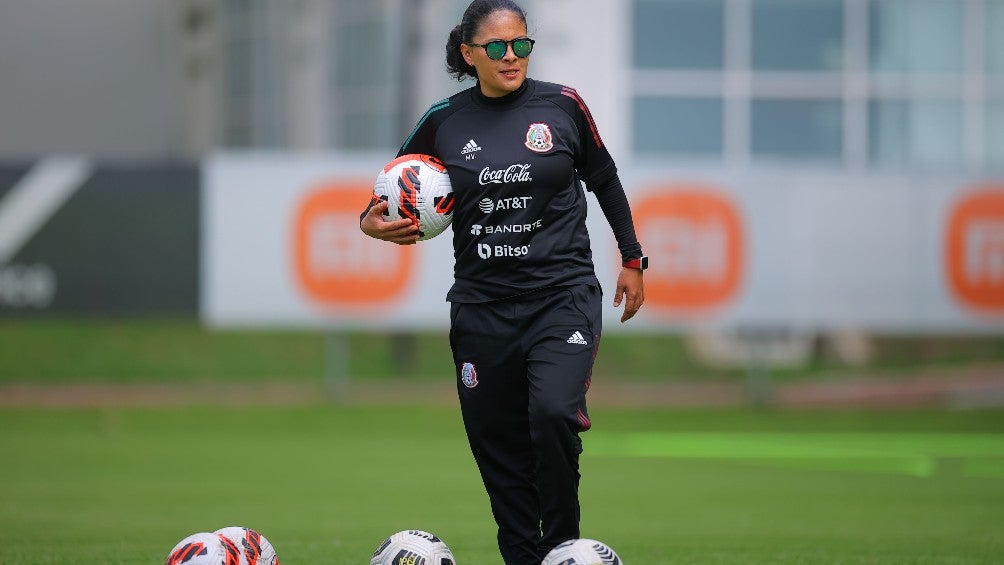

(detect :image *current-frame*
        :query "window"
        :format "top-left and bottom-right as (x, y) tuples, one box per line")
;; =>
(752, 0), (843, 71)
(988, 102), (1004, 167)
(633, 0), (724, 69)
(220, 1), (289, 147)
(751, 100), (843, 160)
(869, 0), (963, 73)
(222, 37), (252, 146)
(633, 97), (723, 155)
(330, 2), (396, 149)
(868, 100), (964, 167)
(627, 0), (994, 170)
(988, 0), (1004, 74)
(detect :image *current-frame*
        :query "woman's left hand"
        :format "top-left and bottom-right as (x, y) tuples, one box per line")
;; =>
(613, 268), (645, 323)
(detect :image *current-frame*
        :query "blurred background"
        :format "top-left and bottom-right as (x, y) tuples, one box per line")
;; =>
(1, 0), (1003, 408)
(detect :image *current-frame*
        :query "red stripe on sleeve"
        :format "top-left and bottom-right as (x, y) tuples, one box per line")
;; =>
(561, 86), (604, 149)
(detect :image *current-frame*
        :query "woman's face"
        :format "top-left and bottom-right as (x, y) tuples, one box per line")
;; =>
(461, 10), (530, 98)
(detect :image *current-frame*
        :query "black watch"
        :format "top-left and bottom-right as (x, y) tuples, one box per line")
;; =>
(622, 256), (648, 270)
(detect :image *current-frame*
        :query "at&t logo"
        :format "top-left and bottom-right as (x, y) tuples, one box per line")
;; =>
(478, 196), (532, 214)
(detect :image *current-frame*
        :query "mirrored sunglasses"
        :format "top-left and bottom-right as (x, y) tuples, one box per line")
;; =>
(468, 37), (535, 60)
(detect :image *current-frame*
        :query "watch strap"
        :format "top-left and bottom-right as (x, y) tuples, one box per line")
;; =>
(623, 256), (648, 270)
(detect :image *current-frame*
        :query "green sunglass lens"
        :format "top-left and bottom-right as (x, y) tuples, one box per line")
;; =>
(485, 41), (507, 60)
(512, 39), (532, 57)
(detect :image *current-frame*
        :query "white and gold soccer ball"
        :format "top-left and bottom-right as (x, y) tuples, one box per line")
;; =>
(541, 538), (623, 564)
(371, 153), (455, 241)
(214, 526), (279, 565)
(369, 529), (456, 565)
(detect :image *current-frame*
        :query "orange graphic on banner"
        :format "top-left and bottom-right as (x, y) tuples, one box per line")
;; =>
(632, 187), (744, 311)
(946, 187), (1004, 312)
(294, 181), (413, 306)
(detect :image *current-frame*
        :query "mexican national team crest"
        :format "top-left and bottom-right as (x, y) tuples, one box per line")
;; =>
(461, 362), (479, 388)
(525, 122), (553, 153)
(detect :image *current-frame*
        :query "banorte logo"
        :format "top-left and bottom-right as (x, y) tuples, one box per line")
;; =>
(945, 186), (1004, 313)
(632, 187), (744, 311)
(293, 181), (413, 306)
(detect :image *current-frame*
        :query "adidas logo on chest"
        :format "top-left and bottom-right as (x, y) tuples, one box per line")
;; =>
(462, 139), (482, 160)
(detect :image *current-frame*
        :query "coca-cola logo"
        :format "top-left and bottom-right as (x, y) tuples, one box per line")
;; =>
(479, 164), (533, 185)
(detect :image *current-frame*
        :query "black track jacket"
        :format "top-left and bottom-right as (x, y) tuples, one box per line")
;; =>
(399, 78), (621, 303)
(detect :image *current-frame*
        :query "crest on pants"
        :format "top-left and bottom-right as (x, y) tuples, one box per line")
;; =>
(461, 362), (479, 388)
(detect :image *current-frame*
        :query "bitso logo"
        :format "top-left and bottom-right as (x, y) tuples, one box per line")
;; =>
(476, 243), (530, 260)
(294, 182), (413, 306)
(477, 243), (492, 259)
(633, 187), (744, 311)
(945, 187), (1004, 312)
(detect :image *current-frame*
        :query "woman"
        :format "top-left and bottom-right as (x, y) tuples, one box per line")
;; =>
(360, 1), (647, 562)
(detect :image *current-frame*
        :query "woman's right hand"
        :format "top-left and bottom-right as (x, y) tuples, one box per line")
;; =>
(360, 200), (421, 245)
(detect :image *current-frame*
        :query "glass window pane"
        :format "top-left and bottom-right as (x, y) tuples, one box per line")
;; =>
(224, 98), (252, 147)
(987, 102), (1004, 167)
(633, 0), (723, 69)
(869, 0), (963, 72)
(868, 100), (964, 167)
(223, 38), (252, 99)
(751, 100), (843, 159)
(220, 3), (288, 148)
(753, 0), (844, 71)
(633, 97), (723, 155)
(331, 2), (394, 149)
(334, 21), (388, 88)
(988, 0), (1004, 73)
(339, 113), (394, 149)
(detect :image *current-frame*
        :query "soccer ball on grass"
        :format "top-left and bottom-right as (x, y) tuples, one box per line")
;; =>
(214, 526), (280, 565)
(369, 529), (456, 565)
(371, 153), (454, 241)
(164, 532), (241, 565)
(541, 537), (623, 564)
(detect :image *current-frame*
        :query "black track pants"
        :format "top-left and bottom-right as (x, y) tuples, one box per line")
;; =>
(449, 284), (602, 565)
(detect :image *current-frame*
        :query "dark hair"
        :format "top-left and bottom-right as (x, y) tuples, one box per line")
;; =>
(445, 0), (528, 81)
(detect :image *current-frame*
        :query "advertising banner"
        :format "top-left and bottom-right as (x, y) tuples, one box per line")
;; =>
(202, 153), (457, 330)
(203, 153), (1004, 333)
(0, 158), (199, 316)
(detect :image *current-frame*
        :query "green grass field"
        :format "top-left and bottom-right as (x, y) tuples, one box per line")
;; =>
(3, 318), (1004, 383)
(1, 406), (1002, 564)
(2, 319), (1003, 562)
